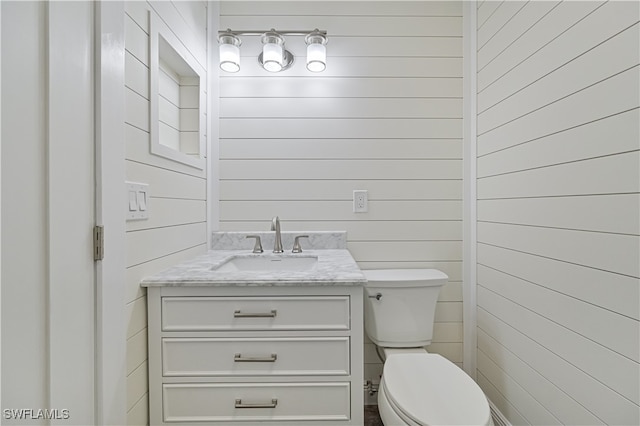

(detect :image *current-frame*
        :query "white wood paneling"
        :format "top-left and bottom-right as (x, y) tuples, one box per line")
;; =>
(478, 349), (561, 425)
(220, 139), (462, 160)
(125, 160), (206, 200)
(221, 1), (462, 17)
(477, 0), (527, 50)
(221, 200), (461, 221)
(221, 98), (462, 119)
(127, 328), (148, 376)
(126, 222), (207, 267)
(478, 264), (638, 361)
(478, 309), (639, 425)
(478, 66), (639, 156)
(125, 88), (150, 132)
(221, 77), (462, 98)
(126, 297), (147, 340)
(476, 1), (640, 424)
(125, 244), (206, 304)
(125, 198), (206, 232)
(478, 1), (638, 112)
(220, 180), (462, 200)
(477, 1), (502, 30)
(477, 243), (639, 321)
(348, 241), (462, 262)
(477, 1), (604, 91)
(221, 118), (462, 139)
(147, 1), (206, 69)
(478, 286), (639, 405)
(479, 24), (639, 135)
(127, 361), (148, 412)
(478, 221), (639, 278)
(219, 1), (463, 369)
(126, 393), (149, 426)
(477, 372), (528, 426)
(221, 15), (461, 37)
(125, 13), (149, 65)
(478, 194), (640, 235)
(477, 1), (560, 70)
(477, 108), (639, 178)
(220, 159), (461, 180)
(125, 51), (149, 99)
(124, 2), (209, 422)
(478, 151), (640, 199)
(126, 124), (206, 179)
(478, 329), (602, 426)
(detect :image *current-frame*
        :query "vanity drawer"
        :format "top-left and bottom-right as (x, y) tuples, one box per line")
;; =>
(163, 382), (350, 423)
(161, 296), (350, 331)
(162, 337), (350, 377)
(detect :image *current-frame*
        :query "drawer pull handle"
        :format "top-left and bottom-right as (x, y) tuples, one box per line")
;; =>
(234, 353), (278, 362)
(235, 398), (278, 409)
(233, 309), (277, 318)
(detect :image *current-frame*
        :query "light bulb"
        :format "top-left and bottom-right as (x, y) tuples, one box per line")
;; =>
(261, 31), (285, 73)
(262, 42), (283, 72)
(306, 43), (326, 72)
(305, 30), (327, 73)
(218, 33), (241, 73)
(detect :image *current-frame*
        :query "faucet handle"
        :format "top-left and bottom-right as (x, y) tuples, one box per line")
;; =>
(246, 235), (263, 253)
(292, 235), (309, 253)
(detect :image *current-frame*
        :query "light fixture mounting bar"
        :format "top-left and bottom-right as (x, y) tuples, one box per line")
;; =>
(219, 29), (327, 37)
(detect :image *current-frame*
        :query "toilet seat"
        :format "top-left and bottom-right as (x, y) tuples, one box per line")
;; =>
(382, 353), (492, 426)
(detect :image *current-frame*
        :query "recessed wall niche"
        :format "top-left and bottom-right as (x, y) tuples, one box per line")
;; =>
(150, 13), (206, 169)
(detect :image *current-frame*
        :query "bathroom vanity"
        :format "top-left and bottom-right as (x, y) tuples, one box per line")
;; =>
(142, 232), (366, 425)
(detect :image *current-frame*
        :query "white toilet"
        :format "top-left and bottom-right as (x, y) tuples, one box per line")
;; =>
(363, 269), (493, 426)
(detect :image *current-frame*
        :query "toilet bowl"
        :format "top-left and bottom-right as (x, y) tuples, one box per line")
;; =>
(378, 350), (493, 426)
(363, 270), (493, 426)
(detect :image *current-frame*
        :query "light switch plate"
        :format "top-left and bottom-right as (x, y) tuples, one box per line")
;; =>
(126, 181), (149, 220)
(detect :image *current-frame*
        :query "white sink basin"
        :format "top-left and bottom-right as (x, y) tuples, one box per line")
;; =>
(213, 255), (319, 273)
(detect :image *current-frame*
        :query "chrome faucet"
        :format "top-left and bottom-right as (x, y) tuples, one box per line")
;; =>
(271, 216), (284, 253)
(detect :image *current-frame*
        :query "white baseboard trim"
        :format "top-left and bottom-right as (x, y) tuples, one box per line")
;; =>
(488, 398), (512, 426)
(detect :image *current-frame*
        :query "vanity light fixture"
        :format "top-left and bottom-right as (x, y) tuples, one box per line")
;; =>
(259, 31), (292, 72)
(218, 32), (241, 73)
(218, 28), (328, 73)
(305, 30), (327, 72)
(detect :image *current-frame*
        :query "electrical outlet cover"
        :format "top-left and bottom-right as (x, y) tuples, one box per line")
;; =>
(353, 190), (368, 213)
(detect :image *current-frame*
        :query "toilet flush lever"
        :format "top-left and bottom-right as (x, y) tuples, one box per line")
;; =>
(368, 293), (382, 300)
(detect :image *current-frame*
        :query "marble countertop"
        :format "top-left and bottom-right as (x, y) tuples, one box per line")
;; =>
(140, 249), (366, 287)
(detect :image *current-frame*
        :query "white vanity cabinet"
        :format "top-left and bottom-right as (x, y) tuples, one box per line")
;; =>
(146, 285), (364, 425)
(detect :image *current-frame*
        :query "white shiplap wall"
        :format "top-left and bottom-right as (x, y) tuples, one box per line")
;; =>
(124, 2), (209, 424)
(218, 1), (463, 390)
(475, 1), (640, 425)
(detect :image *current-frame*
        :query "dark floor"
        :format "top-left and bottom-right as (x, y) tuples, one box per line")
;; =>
(364, 405), (384, 426)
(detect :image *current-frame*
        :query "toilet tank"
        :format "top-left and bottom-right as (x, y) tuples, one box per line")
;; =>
(363, 269), (448, 347)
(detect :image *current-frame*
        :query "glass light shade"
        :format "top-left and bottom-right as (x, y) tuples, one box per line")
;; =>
(306, 43), (326, 72)
(262, 42), (283, 72)
(219, 43), (240, 73)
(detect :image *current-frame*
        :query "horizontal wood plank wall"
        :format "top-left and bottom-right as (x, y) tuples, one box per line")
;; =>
(476, 1), (640, 424)
(124, 1), (209, 424)
(218, 1), (463, 391)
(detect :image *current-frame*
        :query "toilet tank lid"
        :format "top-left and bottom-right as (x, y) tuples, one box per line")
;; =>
(363, 269), (448, 286)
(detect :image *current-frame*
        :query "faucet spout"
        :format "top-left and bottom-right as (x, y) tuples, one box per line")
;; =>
(271, 216), (284, 253)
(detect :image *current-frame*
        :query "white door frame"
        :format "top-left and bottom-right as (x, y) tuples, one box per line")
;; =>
(462, 0), (478, 379)
(47, 2), (97, 422)
(94, 1), (127, 424)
